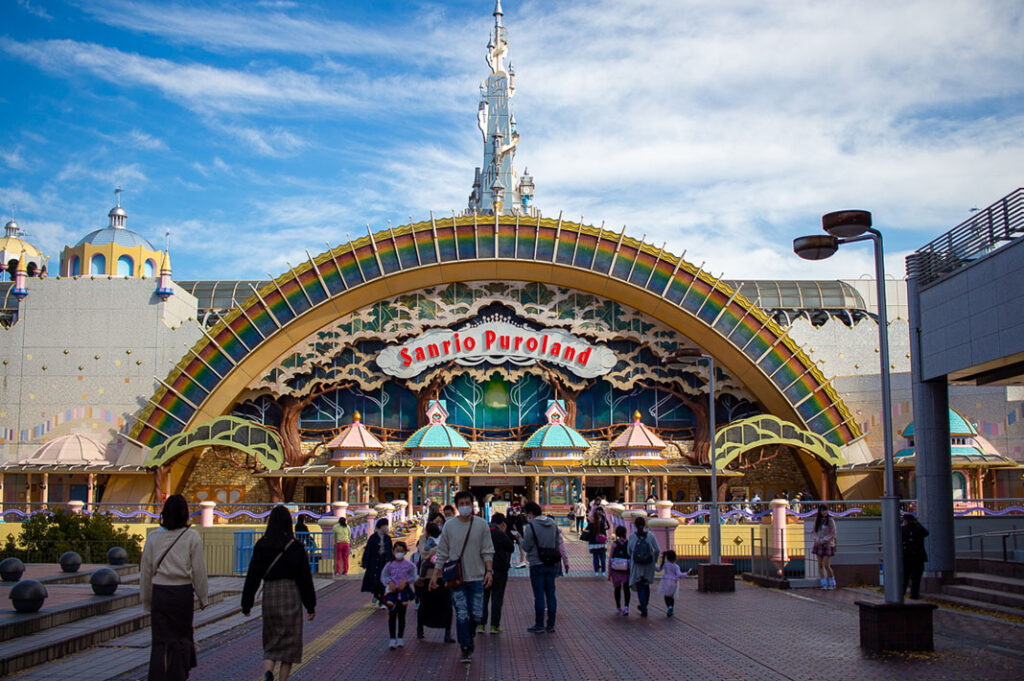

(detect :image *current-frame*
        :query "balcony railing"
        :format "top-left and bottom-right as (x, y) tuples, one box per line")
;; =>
(907, 187), (1024, 287)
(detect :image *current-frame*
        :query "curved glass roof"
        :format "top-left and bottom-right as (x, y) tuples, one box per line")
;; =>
(176, 280), (266, 310)
(725, 280), (867, 311)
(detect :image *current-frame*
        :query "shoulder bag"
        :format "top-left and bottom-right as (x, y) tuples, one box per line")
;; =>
(441, 520), (475, 589)
(153, 528), (188, 576)
(256, 538), (295, 599)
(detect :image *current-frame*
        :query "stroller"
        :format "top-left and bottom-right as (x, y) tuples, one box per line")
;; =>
(413, 554), (454, 642)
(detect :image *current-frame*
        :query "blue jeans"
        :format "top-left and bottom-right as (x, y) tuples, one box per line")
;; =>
(528, 564), (559, 628)
(450, 581), (484, 649)
(591, 548), (607, 572)
(635, 578), (651, 614)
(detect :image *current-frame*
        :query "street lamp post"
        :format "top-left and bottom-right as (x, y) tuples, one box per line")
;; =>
(668, 350), (721, 564)
(794, 210), (903, 605)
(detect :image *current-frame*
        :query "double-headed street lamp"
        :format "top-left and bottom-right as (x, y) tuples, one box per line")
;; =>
(794, 210), (903, 604)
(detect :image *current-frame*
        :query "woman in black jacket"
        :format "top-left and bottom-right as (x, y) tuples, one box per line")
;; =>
(361, 517), (393, 607)
(241, 506), (316, 681)
(481, 512), (516, 633)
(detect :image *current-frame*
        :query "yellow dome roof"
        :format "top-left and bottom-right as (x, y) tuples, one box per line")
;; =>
(0, 237), (43, 259)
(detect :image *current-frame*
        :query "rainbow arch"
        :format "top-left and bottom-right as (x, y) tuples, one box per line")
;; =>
(130, 216), (861, 449)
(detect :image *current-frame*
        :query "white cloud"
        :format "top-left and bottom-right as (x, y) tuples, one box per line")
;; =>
(81, 0), (472, 62)
(56, 161), (147, 187)
(1, 147), (28, 170)
(128, 129), (166, 150)
(17, 0), (51, 20)
(219, 125), (306, 158)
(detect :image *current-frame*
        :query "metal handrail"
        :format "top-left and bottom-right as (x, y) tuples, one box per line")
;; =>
(907, 187), (1024, 287)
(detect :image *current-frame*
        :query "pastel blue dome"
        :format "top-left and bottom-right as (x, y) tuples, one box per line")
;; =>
(404, 424), (470, 449)
(901, 408), (978, 438)
(76, 227), (155, 250)
(524, 424), (589, 449)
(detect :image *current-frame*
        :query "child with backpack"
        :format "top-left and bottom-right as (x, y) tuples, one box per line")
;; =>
(608, 525), (631, 615)
(380, 541), (416, 649)
(627, 516), (660, 617)
(656, 550), (682, 617)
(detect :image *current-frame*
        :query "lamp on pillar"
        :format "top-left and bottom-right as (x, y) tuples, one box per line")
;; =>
(666, 348), (733, 591)
(796, 209), (936, 651)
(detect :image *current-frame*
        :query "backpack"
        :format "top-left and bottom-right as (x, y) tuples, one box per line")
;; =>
(529, 521), (561, 566)
(632, 532), (654, 565)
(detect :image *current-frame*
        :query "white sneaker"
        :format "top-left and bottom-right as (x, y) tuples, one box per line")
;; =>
(397, 638), (404, 647)
(389, 639), (397, 649)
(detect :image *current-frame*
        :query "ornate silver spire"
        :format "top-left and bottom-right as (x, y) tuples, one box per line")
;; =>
(466, 1), (539, 218)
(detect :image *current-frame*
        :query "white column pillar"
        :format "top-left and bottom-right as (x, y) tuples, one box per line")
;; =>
(199, 501), (216, 527)
(87, 473), (95, 511)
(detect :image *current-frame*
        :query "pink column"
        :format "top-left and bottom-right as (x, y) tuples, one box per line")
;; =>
(41, 473), (49, 507)
(771, 498), (789, 576)
(648, 518), (679, 556)
(656, 500), (673, 519)
(199, 501), (216, 528)
(332, 501), (349, 518)
(87, 473), (95, 512)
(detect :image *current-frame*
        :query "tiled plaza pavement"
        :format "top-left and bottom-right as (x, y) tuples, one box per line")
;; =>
(81, 575), (1021, 681)
(10, 533), (1024, 680)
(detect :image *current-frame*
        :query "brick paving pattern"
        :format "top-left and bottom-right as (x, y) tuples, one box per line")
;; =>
(8, 534), (1024, 681)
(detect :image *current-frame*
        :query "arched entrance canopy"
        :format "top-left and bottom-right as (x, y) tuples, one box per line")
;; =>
(143, 416), (284, 470)
(713, 414), (846, 471)
(130, 216), (861, 450)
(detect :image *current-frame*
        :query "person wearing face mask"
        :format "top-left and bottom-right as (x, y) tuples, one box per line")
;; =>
(361, 518), (393, 608)
(381, 541), (416, 649)
(520, 501), (571, 634)
(430, 490), (495, 664)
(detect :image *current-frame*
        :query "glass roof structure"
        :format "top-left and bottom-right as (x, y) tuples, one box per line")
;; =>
(1, 279), (872, 330)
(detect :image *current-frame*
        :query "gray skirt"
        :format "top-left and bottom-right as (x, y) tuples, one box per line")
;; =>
(262, 579), (303, 663)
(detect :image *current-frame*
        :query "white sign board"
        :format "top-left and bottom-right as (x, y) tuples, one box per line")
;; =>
(377, 321), (617, 379)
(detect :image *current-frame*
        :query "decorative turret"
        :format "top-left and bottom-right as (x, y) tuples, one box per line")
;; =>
(404, 400), (469, 466)
(465, 0), (539, 218)
(609, 411), (668, 464)
(12, 251), (29, 299)
(156, 250), (174, 301)
(524, 400), (590, 464)
(60, 189), (163, 278)
(326, 412), (386, 464)
(1, 219), (44, 280)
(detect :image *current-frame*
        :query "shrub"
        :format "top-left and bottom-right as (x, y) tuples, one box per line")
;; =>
(3, 510), (144, 563)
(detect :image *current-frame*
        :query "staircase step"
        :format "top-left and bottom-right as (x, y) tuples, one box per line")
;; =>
(0, 587), (141, 643)
(956, 572), (1024, 595)
(927, 592), (1024, 619)
(0, 590), (229, 677)
(38, 564), (139, 586)
(941, 584), (1024, 609)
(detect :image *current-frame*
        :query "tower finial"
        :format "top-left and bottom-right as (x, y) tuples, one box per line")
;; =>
(467, 0), (538, 220)
(114, 186), (122, 207)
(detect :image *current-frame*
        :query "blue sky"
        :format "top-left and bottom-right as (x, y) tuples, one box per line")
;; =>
(1, 0), (1021, 281)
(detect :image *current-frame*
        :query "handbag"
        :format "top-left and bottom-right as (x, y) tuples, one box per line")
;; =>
(442, 520), (475, 589)
(610, 557), (630, 571)
(256, 539), (294, 600)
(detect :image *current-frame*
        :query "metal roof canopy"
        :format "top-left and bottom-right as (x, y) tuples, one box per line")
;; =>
(255, 461), (739, 477)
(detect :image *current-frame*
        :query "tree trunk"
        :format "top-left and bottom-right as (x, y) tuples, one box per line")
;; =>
(265, 477), (284, 503)
(543, 367), (584, 427)
(416, 374), (447, 426)
(638, 381), (710, 465)
(277, 395), (307, 468)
